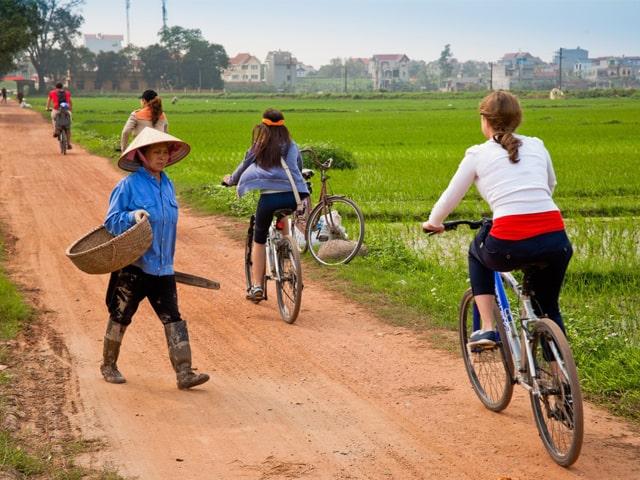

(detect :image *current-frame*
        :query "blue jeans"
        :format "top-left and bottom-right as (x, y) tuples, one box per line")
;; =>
(468, 228), (573, 333)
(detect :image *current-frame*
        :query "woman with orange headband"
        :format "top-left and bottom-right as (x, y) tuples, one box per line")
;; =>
(223, 108), (309, 301)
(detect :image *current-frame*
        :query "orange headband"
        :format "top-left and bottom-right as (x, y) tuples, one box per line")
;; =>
(261, 118), (285, 127)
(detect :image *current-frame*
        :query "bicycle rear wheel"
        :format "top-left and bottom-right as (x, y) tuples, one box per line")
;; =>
(459, 289), (514, 412)
(275, 236), (303, 324)
(306, 196), (364, 265)
(529, 317), (583, 467)
(59, 130), (67, 155)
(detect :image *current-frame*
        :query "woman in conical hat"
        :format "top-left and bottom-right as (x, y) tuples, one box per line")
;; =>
(101, 127), (209, 390)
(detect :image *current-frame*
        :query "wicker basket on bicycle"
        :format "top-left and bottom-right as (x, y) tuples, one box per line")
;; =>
(65, 216), (152, 274)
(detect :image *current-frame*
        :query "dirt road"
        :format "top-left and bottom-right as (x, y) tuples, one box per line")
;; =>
(0, 103), (638, 479)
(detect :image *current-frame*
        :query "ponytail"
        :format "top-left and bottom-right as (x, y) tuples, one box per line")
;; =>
(492, 131), (522, 163)
(480, 91), (523, 164)
(148, 97), (163, 127)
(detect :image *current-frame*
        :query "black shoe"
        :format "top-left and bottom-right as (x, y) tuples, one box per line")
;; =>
(67, 144), (73, 150)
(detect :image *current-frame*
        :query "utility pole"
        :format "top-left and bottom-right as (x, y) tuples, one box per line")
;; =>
(162, 0), (168, 30)
(558, 47), (563, 90)
(344, 59), (348, 93)
(489, 61), (493, 90)
(125, 0), (131, 45)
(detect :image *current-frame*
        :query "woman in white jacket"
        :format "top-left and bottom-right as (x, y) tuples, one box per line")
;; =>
(120, 89), (168, 152)
(423, 91), (573, 347)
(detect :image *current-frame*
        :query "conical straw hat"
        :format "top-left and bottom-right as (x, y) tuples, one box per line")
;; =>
(118, 127), (191, 172)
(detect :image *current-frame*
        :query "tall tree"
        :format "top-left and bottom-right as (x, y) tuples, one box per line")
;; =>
(182, 39), (228, 89)
(139, 44), (173, 88)
(438, 44), (454, 83)
(24, 0), (84, 92)
(0, 0), (34, 76)
(95, 51), (130, 90)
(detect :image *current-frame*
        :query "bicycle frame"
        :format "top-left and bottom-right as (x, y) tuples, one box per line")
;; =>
(265, 225), (284, 283)
(474, 271), (544, 394)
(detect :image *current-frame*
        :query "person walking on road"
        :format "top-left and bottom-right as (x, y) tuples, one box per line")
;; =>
(1, 87), (7, 104)
(121, 89), (168, 152)
(101, 127), (209, 390)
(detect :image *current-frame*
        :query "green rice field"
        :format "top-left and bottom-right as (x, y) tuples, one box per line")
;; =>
(43, 93), (640, 419)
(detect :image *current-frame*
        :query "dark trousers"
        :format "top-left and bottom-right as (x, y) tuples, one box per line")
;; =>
(254, 191), (309, 244)
(469, 228), (573, 333)
(106, 265), (182, 326)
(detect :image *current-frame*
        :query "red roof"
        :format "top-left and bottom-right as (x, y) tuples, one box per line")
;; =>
(2, 75), (25, 81)
(229, 53), (254, 65)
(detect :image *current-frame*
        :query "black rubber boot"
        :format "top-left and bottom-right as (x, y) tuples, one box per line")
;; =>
(100, 320), (127, 384)
(164, 321), (209, 390)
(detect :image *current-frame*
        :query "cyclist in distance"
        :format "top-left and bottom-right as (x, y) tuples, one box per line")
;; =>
(121, 89), (168, 152)
(46, 82), (73, 148)
(53, 102), (72, 142)
(423, 91), (573, 347)
(223, 108), (309, 301)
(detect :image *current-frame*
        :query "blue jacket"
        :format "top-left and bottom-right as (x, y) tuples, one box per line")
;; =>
(229, 141), (309, 197)
(104, 168), (178, 276)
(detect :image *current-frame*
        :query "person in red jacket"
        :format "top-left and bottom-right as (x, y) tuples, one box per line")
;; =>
(46, 82), (73, 148)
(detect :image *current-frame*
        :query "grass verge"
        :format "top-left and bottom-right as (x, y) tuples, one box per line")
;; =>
(0, 233), (127, 479)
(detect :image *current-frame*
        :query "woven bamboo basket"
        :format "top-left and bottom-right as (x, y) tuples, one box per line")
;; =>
(65, 217), (153, 274)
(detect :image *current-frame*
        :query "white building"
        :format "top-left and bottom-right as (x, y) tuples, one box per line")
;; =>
(264, 50), (297, 90)
(369, 54), (410, 90)
(84, 34), (124, 54)
(222, 53), (263, 83)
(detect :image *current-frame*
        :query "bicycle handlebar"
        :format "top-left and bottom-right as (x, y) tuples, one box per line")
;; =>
(300, 148), (333, 170)
(423, 219), (487, 235)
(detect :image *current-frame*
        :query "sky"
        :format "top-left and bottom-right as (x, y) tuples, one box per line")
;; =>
(80, 0), (640, 67)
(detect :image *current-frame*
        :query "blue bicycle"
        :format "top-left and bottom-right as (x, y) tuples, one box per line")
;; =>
(432, 219), (584, 467)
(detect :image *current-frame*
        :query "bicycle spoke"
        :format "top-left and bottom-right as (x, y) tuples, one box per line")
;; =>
(275, 238), (302, 323)
(307, 197), (364, 265)
(530, 319), (583, 466)
(459, 290), (513, 412)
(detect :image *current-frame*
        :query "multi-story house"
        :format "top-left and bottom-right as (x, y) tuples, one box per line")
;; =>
(222, 53), (263, 83)
(84, 34), (124, 54)
(264, 50), (297, 90)
(369, 54), (410, 90)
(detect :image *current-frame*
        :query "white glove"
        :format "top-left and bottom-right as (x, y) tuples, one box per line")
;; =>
(133, 209), (150, 223)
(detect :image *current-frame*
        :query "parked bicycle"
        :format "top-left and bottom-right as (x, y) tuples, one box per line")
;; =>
(427, 219), (584, 467)
(223, 181), (303, 324)
(291, 148), (365, 265)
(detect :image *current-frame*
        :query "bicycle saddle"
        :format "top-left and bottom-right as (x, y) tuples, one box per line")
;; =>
(273, 208), (295, 217)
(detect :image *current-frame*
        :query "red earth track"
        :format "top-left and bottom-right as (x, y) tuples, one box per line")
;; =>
(0, 102), (638, 479)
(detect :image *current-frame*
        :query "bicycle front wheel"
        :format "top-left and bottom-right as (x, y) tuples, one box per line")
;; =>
(275, 236), (303, 324)
(529, 317), (584, 467)
(244, 215), (255, 293)
(306, 196), (364, 265)
(59, 130), (67, 155)
(459, 289), (514, 412)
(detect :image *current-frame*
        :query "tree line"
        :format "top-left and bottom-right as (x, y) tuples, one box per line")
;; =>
(0, 0), (228, 92)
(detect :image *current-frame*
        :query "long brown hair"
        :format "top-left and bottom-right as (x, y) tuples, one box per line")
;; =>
(147, 96), (163, 127)
(479, 91), (522, 163)
(251, 108), (291, 169)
